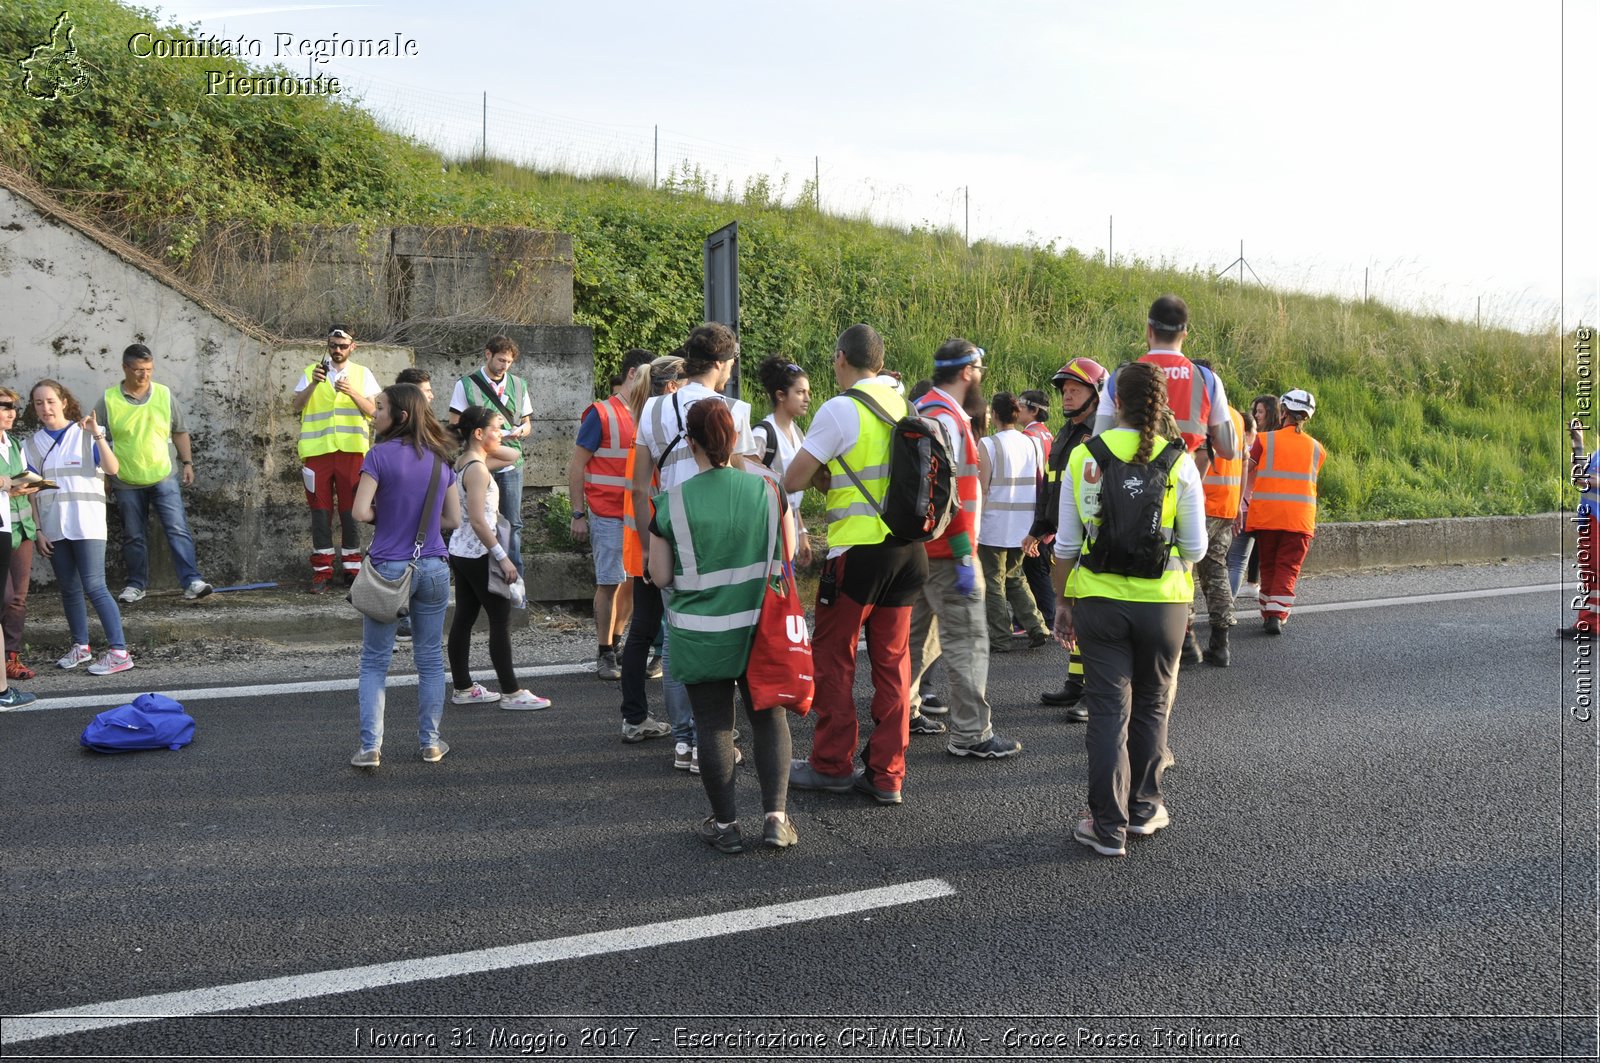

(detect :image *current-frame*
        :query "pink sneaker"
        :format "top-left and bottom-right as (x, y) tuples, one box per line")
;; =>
(450, 683), (501, 705)
(86, 649), (133, 676)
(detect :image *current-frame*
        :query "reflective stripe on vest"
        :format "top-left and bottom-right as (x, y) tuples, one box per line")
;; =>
(583, 395), (634, 518)
(823, 383), (906, 548)
(29, 424), (106, 542)
(980, 429), (1041, 547)
(103, 383), (173, 486)
(1202, 406), (1246, 519)
(917, 390), (980, 559)
(622, 447), (646, 578)
(659, 468), (777, 682)
(1245, 427), (1324, 535)
(298, 363), (372, 458)
(1141, 352), (1210, 452)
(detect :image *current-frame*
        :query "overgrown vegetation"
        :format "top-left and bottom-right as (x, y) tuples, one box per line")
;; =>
(0, 0), (1566, 520)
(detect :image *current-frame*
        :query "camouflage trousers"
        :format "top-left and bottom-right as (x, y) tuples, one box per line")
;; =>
(1194, 516), (1237, 627)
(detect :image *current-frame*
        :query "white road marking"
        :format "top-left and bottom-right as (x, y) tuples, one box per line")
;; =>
(6, 583), (1563, 714)
(6, 661), (594, 713)
(0, 878), (958, 1045)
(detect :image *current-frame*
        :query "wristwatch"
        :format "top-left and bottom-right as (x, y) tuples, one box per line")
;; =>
(573, 511), (587, 519)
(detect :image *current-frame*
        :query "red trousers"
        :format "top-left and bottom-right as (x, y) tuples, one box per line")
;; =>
(1254, 530), (1313, 621)
(806, 538), (925, 788)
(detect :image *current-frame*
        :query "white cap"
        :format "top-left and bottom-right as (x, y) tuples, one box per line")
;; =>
(1280, 389), (1316, 418)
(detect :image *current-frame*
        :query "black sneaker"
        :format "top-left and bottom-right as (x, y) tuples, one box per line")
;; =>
(696, 816), (744, 853)
(1063, 705), (1089, 723)
(947, 734), (1023, 759)
(762, 816), (799, 849)
(1264, 616), (1283, 636)
(908, 713), (948, 735)
(395, 618), (413, 642)
(1028, 630), (1053, 649)
(920, 693), (949, 716)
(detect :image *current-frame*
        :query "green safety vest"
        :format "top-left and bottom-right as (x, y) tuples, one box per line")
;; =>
(1, 434), (38, 546)
(822, 382), (906, 549)
(103, 384), (173, 487)
(1066, 428), (1194, 604)
(654, 467), (780, 685)
(460, 370), (529, 467)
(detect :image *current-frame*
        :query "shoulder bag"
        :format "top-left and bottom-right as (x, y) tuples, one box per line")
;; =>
(348, 456), (441, 623)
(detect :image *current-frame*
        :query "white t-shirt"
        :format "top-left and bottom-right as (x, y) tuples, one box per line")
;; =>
(754, 415), (806, 517)
(448, 371), (534, 421)
(637, 380), (756, 493)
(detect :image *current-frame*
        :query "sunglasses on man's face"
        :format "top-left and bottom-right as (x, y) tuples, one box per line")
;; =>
(328, 343), (352, 352)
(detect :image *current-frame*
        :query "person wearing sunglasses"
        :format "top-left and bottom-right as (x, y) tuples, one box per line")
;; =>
(291, 327), (380, 593)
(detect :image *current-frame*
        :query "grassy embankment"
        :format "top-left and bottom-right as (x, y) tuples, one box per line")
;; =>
(0, 0), (1567, 522)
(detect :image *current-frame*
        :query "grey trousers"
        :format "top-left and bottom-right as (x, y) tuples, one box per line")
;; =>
(1075, 596), (1187, 845)
(908, 557), (995, 745)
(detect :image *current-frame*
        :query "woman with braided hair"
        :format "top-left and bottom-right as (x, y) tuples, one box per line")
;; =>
(1052, 361), (1206, 857)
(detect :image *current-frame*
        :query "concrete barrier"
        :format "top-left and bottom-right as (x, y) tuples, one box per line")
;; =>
(1302, 513), (1563, 573)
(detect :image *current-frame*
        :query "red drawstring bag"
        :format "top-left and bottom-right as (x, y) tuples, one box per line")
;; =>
(746, 480), (814, 715)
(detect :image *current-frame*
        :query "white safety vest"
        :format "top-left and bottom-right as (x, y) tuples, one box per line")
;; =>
(978, 429), (1043, 548)
(25, 423), (108, 542)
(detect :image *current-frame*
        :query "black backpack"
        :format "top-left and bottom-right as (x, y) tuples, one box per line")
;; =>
(836, 387), (956, 543)
(1080, 435), (1182, 579)
(753, 419), (780, 469)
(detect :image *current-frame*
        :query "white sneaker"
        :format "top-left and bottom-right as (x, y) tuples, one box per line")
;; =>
(1127, 804), (1172, 837)
(57, 644), (93, 670)
(451, 683), (501, 705)
(184, 580), (213, 600)
(674, 741), (693, 770)
(86, 649), (134, 676)
(118, 586), (145, 604)
(500, 689), (551, 711)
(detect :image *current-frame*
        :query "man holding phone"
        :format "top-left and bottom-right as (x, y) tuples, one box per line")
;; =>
(292, 326), (380, 592)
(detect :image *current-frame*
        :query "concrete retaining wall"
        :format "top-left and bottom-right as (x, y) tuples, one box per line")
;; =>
(1303, 513), (1562, 573)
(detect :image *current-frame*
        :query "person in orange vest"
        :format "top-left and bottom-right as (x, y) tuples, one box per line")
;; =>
(905, 338), (1023, 760)
(567, 348), (654, 680)
(1245, 389), (1325, 634)
(1190, 360), (1246, 666)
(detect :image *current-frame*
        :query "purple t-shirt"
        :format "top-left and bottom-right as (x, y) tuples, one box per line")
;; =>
(361, 440), (458, 562)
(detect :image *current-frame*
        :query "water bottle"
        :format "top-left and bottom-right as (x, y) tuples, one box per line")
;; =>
(508, 577), (527, 610)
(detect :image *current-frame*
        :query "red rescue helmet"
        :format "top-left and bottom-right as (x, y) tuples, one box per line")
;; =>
(1051, 357), (1108, 394)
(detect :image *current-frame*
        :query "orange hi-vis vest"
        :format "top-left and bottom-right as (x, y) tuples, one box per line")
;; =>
(621, 445), (654, 578)
(1245, 424), (1325, 536)
(1202, 406), (1247, 520)
(916, 389), (980, 561)
(583, 395), (634, 519)
(1141, 351), (1212, 453)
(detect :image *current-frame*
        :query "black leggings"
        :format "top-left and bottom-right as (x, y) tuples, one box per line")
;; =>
(685, 677), (791, 822)
(448, 553), (519, 692)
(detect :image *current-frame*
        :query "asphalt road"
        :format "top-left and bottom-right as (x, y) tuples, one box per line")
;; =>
(1, 559), (1593, 1061)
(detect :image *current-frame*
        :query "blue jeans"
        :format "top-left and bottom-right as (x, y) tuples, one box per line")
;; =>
(114, 477), (204, 590)
(494, 464), (525, 577)
(1227, 531), (1254, 597)
(358, 556), (450, 751)
(48, 537), (126, 650)
(660, 628), (695, 747)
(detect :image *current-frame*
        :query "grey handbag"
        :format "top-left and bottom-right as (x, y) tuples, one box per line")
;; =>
(348, 457), (441, 623)
(486, 513), (515, 599)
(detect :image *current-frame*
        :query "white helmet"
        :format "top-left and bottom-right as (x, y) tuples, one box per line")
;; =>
(1280, 389), (1316, 419)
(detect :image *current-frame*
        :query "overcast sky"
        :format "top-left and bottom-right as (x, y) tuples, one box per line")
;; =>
(156, 1), (1598, 332)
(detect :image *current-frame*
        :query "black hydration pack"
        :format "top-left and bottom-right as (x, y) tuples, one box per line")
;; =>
(836, 387), (956, 543)
(1080, 436), (1181, 579)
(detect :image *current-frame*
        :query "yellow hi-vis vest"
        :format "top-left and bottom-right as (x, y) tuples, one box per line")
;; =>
(298, 363), (373, 459)
(103, 384), (173, 487)
(822, 382), (907, 549)
(1066, 428), (1195, 604)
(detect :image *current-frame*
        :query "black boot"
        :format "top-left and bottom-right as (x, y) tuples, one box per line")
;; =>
(1181, 627), (1203, 665)
(1203, 623), (1230, 667)
(1040, 675), (1083, 706)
